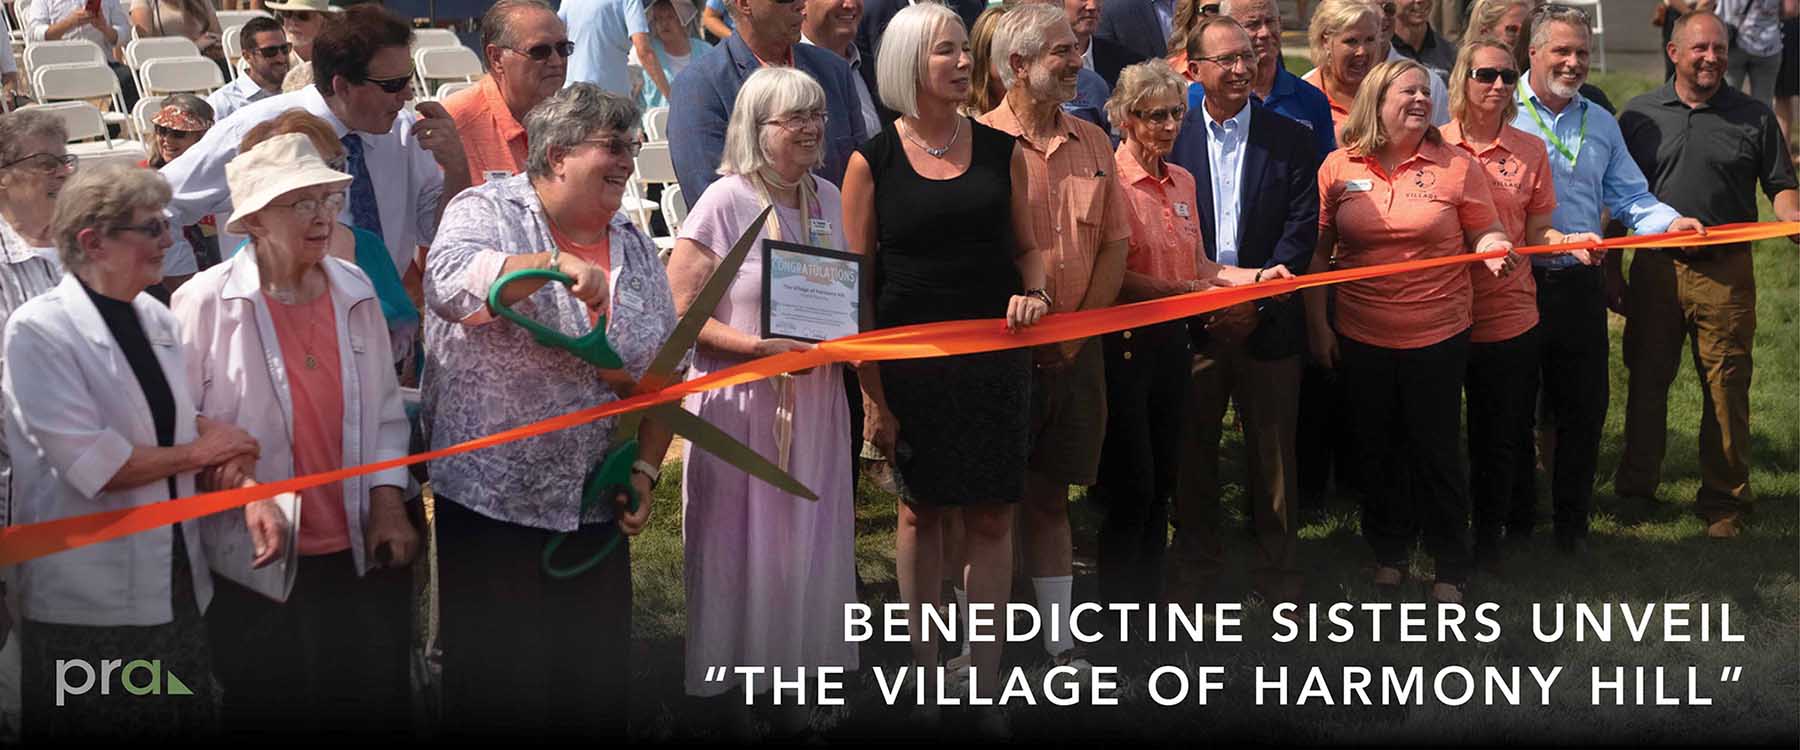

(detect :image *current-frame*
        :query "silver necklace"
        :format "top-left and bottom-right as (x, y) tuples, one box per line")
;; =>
(902, 117), (961, 158)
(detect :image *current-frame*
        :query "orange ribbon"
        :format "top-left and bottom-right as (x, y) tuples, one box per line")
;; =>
(1, 222), (1793, 567)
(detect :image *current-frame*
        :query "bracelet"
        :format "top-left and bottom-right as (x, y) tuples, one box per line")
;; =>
(1254, 268), (1265, 283)
(1025, 288), (1052, 307)
(546, 243), (560, 272)
(632, 458), (661, 487)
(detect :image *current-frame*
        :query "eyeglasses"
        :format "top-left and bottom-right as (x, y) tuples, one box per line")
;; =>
(1468, 67), (1519, 85)
(154, 124), (203, 140)
(1131, 105), (1186, 124)
(269, 192), (348, 217)
(1197, 51), (1256, 69)
(111, 217), (172, 239)
(1378, 2), (1396, 16)
(361, 73), (414, 94)
(252, 43), (293, 59)
(763, 109), (828, 130)
(581, 137), (643, 158)
(508, 41), (576, 60)
(0, 152), (77, 173)
(275, 10), (318, 23)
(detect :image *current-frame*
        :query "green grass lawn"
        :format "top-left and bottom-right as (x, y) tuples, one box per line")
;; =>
(507, 67), (1800, 743)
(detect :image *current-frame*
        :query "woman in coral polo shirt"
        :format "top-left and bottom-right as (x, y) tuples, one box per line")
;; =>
(1304, 59), (1515, 604)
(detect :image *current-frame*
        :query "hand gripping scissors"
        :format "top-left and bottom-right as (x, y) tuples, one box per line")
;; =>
(487, 206), (817, 579)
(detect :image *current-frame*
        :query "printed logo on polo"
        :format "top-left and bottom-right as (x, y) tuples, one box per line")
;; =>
(55, 658), (194, 707)
(1412, 170), (1438, 191)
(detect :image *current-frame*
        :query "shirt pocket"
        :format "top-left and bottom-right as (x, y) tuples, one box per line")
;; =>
(1066, 175), (1107, 227)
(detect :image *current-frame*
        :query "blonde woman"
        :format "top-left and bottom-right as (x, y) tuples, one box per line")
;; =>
(1303, 0), (1385, 135)
(1305, 59), (1514, 604)
(964, 4), (1010, 116)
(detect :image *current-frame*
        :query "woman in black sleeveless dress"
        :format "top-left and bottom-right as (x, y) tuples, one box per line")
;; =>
(839, 3), (1047, 727)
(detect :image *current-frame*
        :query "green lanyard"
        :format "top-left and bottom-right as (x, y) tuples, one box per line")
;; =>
(1519, 85), (1586, 169)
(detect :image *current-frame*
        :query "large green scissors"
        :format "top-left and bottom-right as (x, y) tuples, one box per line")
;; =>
(488, 206), (818, 579)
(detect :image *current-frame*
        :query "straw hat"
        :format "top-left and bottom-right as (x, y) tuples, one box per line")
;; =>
(263, 0), (343, 13)
(225, 133), (353, 234)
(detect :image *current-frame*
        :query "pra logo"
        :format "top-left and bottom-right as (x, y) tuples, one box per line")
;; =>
(55, 659), (194, 707)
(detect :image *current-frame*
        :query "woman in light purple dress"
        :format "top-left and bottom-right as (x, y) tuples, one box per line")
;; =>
(665, 67), (858, 738)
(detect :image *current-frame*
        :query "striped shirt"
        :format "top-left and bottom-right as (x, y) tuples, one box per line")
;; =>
(0, 219), (64, 529)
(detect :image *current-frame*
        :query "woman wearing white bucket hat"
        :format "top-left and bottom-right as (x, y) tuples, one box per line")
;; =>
(265, 0), (341, 63)
(170, 132), (417, 739)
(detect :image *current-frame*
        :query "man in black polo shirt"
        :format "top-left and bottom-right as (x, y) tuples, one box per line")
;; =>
(1613, 10), (1800, 539)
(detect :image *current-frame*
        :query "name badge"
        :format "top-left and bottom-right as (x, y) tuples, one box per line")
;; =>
(1344, 179), (1373, 193)
(807, 218), (832, 239)
(612, 274), (648, 319)
(483, 170), (513, 182)
(1173, 202), (1191, 218)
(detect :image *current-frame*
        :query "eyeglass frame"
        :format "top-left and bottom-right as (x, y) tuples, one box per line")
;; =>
(1130, 105), (1187, 124)
(506, 40), (577, 61)
(0, 152), (78, 173)
(275, 9), (320, 23)
(109, 217), (173, 239)
(1195, 51), (1256, 69)
(762, 109), (829, 131)
(267, 192), (349, 218)
(154, 124), (205, 140)
(580, 137), (644, 158)
(251, 42), (294, 59)
(359, 73), (415, 94)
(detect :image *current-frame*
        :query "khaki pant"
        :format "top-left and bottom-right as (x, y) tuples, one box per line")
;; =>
(1616, 246), (1757, 518)
(1169, 340), (1302, 598)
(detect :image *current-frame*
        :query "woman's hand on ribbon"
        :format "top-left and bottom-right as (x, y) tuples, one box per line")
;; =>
(244, 496), (289, 569)
(753, 338), (816, 374)
(1006, 294), (1049, 331)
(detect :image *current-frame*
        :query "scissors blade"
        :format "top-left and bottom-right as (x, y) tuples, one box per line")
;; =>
(651, 404), (818, 501)
(616, 205), (772, 438)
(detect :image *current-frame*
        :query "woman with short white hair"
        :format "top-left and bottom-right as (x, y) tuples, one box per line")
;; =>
(665, 65), (858, 738)
(843, 2), (1044, 733)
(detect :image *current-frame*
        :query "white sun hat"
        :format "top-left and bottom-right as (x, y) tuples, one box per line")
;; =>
(225, 132), (353, 234)
(263, 0), (344, 13)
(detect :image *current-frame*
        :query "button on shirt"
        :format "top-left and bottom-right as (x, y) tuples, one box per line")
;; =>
(1442, 121), (1556, 343)
(442, 74), (529, 186)
(1619, 81), (1798, 230)
(204, 74), (277, 124)
(1204, 101), (1250, 267)
(1511, 75), (1680, 268)
(1114, 143), (1201, 284)
(561, 0), (651, 96)
(160, 86), (447, 277)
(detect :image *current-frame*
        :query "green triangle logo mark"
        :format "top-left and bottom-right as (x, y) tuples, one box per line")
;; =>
(165, 671), (193, 696)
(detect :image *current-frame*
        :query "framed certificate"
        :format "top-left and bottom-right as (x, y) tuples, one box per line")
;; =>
(760, 240), (865, 343)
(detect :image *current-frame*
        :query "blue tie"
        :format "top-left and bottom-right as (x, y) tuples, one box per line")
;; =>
(340, 133), (383, 244)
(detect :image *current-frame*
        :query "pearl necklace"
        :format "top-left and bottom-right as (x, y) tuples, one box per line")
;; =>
(901, 117), (961, 158)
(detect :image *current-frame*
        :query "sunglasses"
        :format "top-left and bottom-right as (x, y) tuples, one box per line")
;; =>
(361, 73), (414, 94)
(1131, 106), (1186, 124)
(111, 217), (172, 239)
(1200, 3), (1220, 14)
(154, 124), (203, 139)
(276, 10), (319, 23)
(0, 152), (77, 173)
(582, 137), (643, 158)
(509, 41), (576, 60)
(253, 43), (293, 59)
(270, 192), (348, 217)
(1468, 67), (1519, 85)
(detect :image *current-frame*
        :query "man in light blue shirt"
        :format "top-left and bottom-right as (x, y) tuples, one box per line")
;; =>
(1506, 5), (1703, 555)
(561, 0), (673, 101)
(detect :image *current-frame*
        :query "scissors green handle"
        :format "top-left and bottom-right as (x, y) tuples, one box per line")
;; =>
(539, 439), (641, 579)
(486, 268), (624, 370)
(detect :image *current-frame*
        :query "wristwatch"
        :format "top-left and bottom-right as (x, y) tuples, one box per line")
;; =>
(1025, 287), (1053, 307)
(632, 458), (661, 487)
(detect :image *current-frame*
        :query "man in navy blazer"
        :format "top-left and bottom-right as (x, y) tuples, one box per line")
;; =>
(1094, 0), (1168, 85)
(667, 0), (869, 201)
(1163, 16), (1317, 603)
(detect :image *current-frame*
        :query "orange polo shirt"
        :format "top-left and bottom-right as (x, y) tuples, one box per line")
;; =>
(1300, 69), (1351, 140)
(1318, 137), (1499, 350)
(1442, 121), (1555, 344)
(443, 75), (529, 186)
(979, 101), (1133, 360)
(1114, 143), (1202, 284)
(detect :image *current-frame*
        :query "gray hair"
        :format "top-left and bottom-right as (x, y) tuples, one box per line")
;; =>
(51, 164), (172, 272)
(720, 67), (826, 177)
(1529, 3), (1591, 50)
(876, 2), (962, 119)
(525, 82), (642, 179)
(1105, 61), (1188, 130)
(481, 0), (555, 55)
(990, 3), (1068, 89)
(0, 110), (68, 167)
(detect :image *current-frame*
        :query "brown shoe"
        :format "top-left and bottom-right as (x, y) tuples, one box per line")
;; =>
(1372, 566), (1404, 589)
(1706, 513), (1743, 539)
(1427, 581), (1465, 605)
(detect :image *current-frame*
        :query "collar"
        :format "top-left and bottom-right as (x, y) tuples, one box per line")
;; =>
(1265, 66), (1298, 101)
(277, 86), (353, 139)
(1394, 26), (1442, 53)
(1656, 79), (1736, 110)
(477, 74), (527, 143)
(219, 243), (376, 309)
(0, 217), (51, 264)
(985, 97), (1080, 144)
(1518, 71), (1587, 119)
(800, 33), (860, 67)
(486, 172), (639, 235)
(1113, 141), (1173, 186)
(1352, 136), (1452, 170)
(1203, 97), (1251, 131)
(54, 273), (172, 351)
(1439, 120), (1521, 158)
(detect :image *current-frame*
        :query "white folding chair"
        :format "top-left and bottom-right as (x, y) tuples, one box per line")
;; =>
(31, 62), (130, 132)
(22, 39), (106, 96)
(434, 80), (474, 99)
(130, 93), (167, 137)
(654, 183), (686, 257)
(641, 106), (669, 142)
(634, 141), (678, 188)
(18, 101), (143, 156)
(413, 45), (481, 95)
(139, 56), (223, 96)
(215, 10), (272, 30)
(221, 24), (243, 80)
(411, 28), (463, 51)
(125, 36), (202, 93)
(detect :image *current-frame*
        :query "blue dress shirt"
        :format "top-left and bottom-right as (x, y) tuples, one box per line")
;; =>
(1188, 66), (1336, 158)
(1204, 101), (1251, 267)
(1510, 75), (1681, 268)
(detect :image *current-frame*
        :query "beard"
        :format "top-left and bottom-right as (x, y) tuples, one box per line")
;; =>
(1025, 66), (1075, 105)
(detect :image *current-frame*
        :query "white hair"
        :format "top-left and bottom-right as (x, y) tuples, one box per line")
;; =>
(875, 2), (962, 119)
(718, 67), (827, 177)
(990, 3), (1067, 89)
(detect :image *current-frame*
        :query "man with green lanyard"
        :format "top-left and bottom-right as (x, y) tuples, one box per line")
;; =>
(1508, 3), (1706, 556)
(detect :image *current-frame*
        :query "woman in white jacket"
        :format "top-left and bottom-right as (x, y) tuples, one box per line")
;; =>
(170, 131), (416, 739)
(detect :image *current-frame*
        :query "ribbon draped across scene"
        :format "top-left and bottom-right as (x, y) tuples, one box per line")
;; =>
(1, 222), (1793, 567)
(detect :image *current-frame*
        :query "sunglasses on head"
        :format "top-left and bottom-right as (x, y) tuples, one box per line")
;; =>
(253, 43), (293, 58)
(1468, 66), (1519, 85)
(361, 74), (413, 94)
(509, 40), (576, 60)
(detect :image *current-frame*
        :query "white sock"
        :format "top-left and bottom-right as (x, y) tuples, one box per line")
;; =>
(1032, 575), (1074, 656)
(953, 586), (971, 658)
